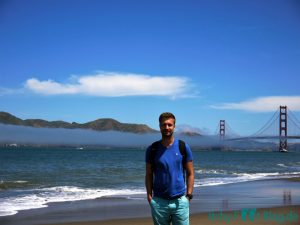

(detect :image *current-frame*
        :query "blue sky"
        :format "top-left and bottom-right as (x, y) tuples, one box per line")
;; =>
(0, 0), (300, 135)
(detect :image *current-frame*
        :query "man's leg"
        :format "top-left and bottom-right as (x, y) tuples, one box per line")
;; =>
(150, 197), (171, 225)
(170, 196), (189, 225)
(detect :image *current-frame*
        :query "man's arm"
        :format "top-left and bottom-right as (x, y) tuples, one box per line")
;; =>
(145, 162), (153, 204)
(185, 161), (194, 199)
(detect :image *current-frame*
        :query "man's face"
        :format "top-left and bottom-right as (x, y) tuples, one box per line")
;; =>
(160, 118), (175, 137)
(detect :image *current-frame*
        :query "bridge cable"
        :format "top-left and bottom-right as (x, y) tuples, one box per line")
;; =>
(287, 108), (300, 134)
(225, 121), (241, 137)
(249, 108), (279, 137)
(214, 123), (220, 136)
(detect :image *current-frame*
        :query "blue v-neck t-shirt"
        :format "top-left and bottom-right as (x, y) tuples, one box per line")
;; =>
(145, 138), (193, 199)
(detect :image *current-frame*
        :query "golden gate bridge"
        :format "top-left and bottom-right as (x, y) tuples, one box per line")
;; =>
(216, 106), (300, 152)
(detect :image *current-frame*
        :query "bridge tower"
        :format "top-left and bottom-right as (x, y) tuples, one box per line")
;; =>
(220, 120), (225, 139)
(279, 106), (287, 152)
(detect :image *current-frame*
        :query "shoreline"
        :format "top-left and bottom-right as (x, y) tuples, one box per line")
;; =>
(1, 177), (300, 225)
(44, 205), (300, 225)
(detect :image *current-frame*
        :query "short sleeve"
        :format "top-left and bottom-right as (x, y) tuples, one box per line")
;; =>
(185, 143), (193, 162)
(145, 146), (152, 163)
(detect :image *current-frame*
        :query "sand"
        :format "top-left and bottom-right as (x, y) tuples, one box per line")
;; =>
(45, 205), (300, 225)
(1, 178), (300, 225)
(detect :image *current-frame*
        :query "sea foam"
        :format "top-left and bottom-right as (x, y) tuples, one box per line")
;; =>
(0, 186), (145, 217)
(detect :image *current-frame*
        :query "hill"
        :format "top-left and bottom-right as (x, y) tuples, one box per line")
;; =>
(0, 112), (157, 134)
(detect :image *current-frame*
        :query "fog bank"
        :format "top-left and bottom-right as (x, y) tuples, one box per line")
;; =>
(0, 124), (222, 147)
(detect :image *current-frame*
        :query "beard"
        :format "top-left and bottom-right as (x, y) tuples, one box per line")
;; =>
(161, 130), (174, 138)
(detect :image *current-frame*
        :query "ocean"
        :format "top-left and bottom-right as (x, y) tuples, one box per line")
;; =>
(1, 146), (300, 217)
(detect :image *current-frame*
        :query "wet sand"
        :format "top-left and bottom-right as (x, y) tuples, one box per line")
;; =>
(45, 205), (300, 225)
(1, 178), (300, 225)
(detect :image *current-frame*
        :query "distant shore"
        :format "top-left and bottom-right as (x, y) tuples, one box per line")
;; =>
(1, 177), (299, 225)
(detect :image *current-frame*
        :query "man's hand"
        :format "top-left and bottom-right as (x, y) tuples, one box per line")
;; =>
(147, 194), (153, 204)
(145, 163), (153, 205)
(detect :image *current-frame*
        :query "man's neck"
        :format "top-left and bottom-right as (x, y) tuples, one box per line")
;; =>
(161, 136), (175, 148)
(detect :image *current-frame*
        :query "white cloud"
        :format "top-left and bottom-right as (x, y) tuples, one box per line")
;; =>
(24, 72), (192, 98)
(211, 96), (300, 112)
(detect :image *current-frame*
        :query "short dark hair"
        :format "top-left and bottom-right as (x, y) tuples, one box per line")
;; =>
(159, 112), (176, 124)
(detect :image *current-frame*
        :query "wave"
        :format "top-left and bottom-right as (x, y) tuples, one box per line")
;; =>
(277, 162), (300, 170)
(277, 163), (287, 168)
(195, 171), (300, 187)
(195, 169), (228, 175)
(0, 186), (145, 217)
(0, 180), (29, 190)
(1, 171), (300, 216)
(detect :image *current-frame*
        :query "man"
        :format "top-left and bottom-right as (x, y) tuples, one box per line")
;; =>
(145, 112), (194, 225)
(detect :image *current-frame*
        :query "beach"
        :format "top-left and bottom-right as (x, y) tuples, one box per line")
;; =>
(1, 148), (300, 225)
(44, 206), (300, 225)
(1, 178), (299, 225)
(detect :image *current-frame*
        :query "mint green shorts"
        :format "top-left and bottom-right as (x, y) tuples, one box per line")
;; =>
(150, 196), (190, 225)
